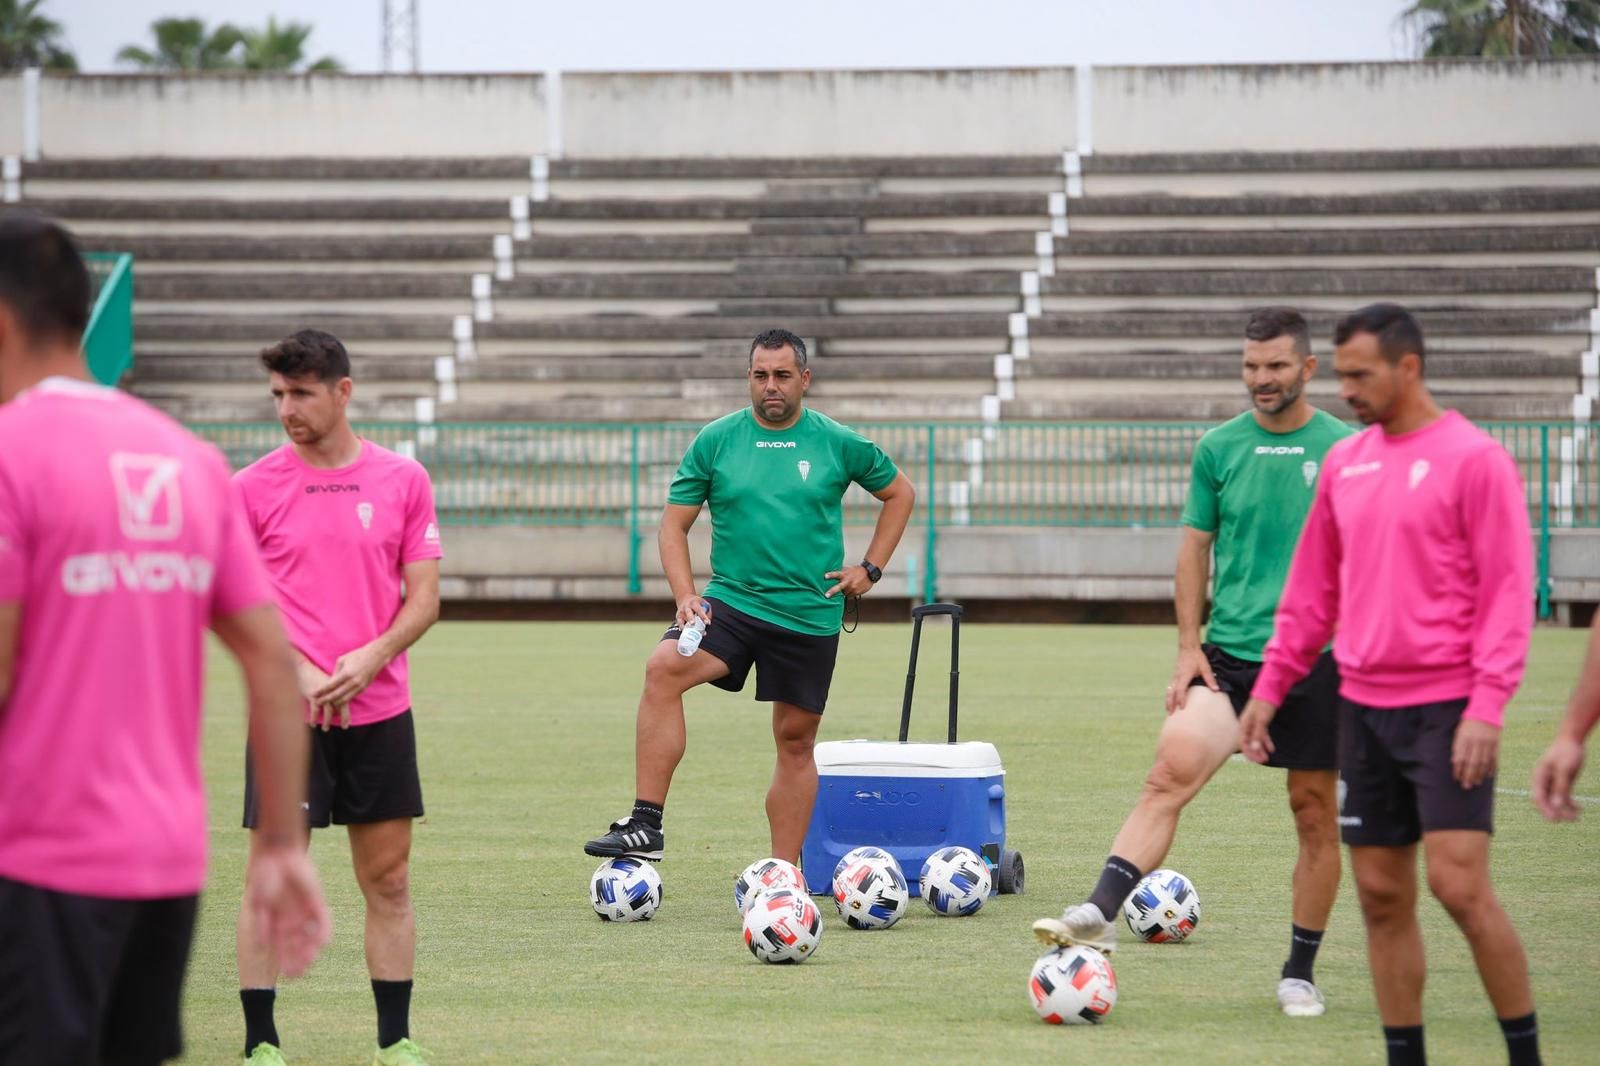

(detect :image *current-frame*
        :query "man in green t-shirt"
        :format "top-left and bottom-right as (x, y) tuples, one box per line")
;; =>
(1035, 308), (1354, 1018)
(584, 328), (916, 866)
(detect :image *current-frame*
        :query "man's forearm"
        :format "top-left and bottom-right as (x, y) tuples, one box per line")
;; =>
(862, 490), (914, 569)
(1174, 541), (1209, 650)
(659, 525), (697, 601)
(251, 662), (312, 845)
(371, 588), (439, 665)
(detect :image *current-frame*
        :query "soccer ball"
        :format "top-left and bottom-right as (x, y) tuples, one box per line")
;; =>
(734, 857), (807, 915)
(832, 856), (909, 930)
(832, 845), (897, 886)
(742, 887), (823, 964)
(589, 858), (663, 923)
(919, 846), (991, 916)
(1028, 946), (1118, 1025)
(1123, 868), (1201, 943)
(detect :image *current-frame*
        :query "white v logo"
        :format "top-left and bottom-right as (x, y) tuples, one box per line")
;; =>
(110, 453), (183, 540)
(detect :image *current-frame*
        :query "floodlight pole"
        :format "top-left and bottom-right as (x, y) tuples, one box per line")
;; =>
(381, 0), (420, 73)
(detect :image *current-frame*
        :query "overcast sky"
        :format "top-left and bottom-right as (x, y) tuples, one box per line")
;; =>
(51, 0), (1419, 73)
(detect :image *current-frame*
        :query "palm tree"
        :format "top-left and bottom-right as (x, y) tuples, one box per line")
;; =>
(1402, 0), (1600, 57)
(239, 16), (343, 72)
(115, 17), (244, 71)
(0, 0), (77, 71)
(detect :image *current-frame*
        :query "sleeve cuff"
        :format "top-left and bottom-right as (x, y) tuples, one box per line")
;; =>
(1249, 664), (1295, 708)
(1464, 686), (1512, 728)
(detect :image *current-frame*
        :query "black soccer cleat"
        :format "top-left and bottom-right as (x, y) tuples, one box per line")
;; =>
(584, 818), (664, 862)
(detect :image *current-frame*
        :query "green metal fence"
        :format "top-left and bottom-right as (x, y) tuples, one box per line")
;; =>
(190, 419), (1596, 617)
(84, 253), (134, 386)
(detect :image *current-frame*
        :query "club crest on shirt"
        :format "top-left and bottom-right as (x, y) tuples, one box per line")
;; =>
(1409, 460), (1430, 490)
(797, 460), (811, 482)
(357, 501), (374, 530)
(1301, 460), (1318, 487)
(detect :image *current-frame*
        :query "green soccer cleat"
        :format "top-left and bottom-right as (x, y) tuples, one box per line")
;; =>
(373, 1038), (432, 1066)
(244, 1044), (288, 1066)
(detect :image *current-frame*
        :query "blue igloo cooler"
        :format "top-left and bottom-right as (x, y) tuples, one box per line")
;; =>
(801, 603), (1024, 897)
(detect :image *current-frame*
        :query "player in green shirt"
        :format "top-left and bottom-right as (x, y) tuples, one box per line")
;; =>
(585, 328), (916, 866)
(1035, 308), (1354, 1018)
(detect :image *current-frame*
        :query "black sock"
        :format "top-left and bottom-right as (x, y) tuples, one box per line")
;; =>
(1383, 1024), (1426, 1066)
(1499, 1012), (1541, 1066)
(1086, 854), (1142, 922)
(631, 799), (664, 829)
(372, 979), (412, 1049)
(240, 988), (279, 1055)
(1281, 924), (1325, 983)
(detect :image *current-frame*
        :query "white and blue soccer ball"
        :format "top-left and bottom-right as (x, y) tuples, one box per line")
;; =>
(832, 856), (909, 930)
(742, 887), (823, 964)
(589, 857), (663, 923)
(733, 857), (807, 916)
(919, 846), (991, 916)
(1123, 868), (1201, 943)
(1028, 945), (1118, 1025)
(831, 845), (897, 886)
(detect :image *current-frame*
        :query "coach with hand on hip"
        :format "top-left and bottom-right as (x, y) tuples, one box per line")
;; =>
(585, 327), (915, 867)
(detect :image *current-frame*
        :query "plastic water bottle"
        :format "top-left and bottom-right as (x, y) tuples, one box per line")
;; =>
(676, 602), (710, 657)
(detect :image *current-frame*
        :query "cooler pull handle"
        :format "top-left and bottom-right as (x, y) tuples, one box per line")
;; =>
(899, 602), (963, 744)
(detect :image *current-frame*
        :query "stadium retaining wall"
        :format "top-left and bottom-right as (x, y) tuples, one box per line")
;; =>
(3, 60), (1595, 159)
(1093, 60), (1600, 153)
(559, 68), (1080, 157)
(26, 74), (549, 158)
(438, 526), (1600, 622)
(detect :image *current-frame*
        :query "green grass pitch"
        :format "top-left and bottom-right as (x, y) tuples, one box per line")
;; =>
(180, 622), (1600, 1064)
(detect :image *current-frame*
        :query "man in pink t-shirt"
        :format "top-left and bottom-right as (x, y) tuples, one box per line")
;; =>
(233, 329), (441, 1066)
(1241, 304), (1541, 1066)
(0, 214), (329, 1066)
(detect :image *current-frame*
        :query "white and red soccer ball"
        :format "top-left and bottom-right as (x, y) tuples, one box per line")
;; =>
(742, 887), (823, 964)
(733, 857), (807, 915)
(1029, 945), (1118, 1025)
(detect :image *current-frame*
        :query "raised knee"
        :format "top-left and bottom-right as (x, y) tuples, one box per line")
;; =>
(1143, 751), (1203, 802)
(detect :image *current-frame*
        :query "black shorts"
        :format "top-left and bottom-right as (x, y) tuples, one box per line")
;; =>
(664, 597), (840, 714)
(0, 876), (197, 1066)
(1337, 697), (1493, 847)
(244, 709), (425, 829)
(1190, 644), (1340, 771)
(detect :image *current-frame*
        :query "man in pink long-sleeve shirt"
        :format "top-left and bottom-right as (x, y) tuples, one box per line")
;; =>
(1240, 304), (1540, 1066)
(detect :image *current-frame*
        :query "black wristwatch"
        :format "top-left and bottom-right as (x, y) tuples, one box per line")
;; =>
(860, 559), (882, 583)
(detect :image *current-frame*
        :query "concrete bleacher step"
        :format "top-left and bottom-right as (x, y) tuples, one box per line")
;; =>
(33, 191), (1054, 223)
(130, 265), (1595, 305)
(39, 148), (1592, 185)
(77, 224), (1600, 265)
(750, 218), (864, 236)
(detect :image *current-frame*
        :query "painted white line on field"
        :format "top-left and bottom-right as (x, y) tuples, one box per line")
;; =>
(1496, 786), (1600, 803)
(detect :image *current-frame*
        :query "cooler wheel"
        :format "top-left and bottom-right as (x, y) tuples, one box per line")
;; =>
(998, 848), (1024, 895)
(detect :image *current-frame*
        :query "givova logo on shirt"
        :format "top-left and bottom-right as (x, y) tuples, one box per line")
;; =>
(61, 552), (215, 597)
(755, 441), (796, 448)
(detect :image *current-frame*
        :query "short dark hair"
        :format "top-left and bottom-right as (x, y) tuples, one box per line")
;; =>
(1244, 306), (1310, 357)
(749, 327), (808, 368)
(0, 212), (91, 346)
(1333, 303), (1425, 369)
(259, 329), (351, 383)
